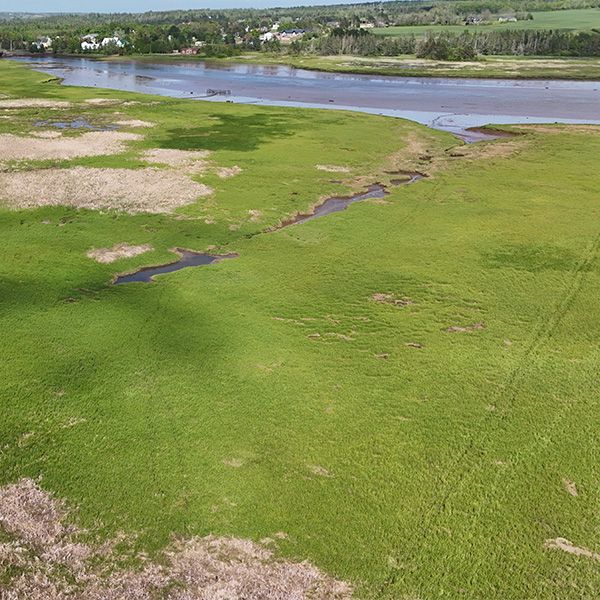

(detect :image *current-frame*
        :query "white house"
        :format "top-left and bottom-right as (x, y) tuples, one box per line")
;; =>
(81, 34), (100, 51)
(101, 37), (124, 48)
(259, 31), (276, 43)
(36, 36), (53, 50)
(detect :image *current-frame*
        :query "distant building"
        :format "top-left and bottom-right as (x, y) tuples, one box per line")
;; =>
(498, 16), (518, 23)
(101, 37), (124, 48)
(259, 31), (276, 43)
(359, 22), (375, 30)
(81, 34), (100, 51)
(279, 29), (306, 42)
(181, 47), (199, 55)
(36, 36), (53, 50)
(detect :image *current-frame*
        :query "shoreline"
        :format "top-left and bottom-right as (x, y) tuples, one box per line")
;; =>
(8, 51), (600, 82)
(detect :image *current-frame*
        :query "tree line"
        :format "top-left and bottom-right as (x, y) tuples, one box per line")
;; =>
(305, 27), (600, 58)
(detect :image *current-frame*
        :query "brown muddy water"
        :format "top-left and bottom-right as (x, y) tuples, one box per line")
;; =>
(114, 174), (424, 284)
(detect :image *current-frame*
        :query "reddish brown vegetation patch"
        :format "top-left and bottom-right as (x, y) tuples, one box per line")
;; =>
(0, 479), (352, 599)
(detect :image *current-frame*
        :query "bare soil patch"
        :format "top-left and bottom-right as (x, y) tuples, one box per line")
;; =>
(0, 479), (352, 599)
(87, 243), (153, 264)
(0, 131), (141, 161)
(0, 167), (212, 214)
(0, 98), (72, 109)
(544, 538), (600, 562)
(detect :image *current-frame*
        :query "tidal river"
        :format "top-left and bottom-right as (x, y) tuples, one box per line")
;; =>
(12, 55), (600, 138)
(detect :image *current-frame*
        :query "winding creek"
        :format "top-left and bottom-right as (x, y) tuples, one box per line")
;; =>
(114, 250), (238, 284)
(9, 55), (600, 283)
(114, 174), (425, 284)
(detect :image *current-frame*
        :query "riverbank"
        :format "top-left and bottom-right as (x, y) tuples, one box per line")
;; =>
(101, 52), (600, 81)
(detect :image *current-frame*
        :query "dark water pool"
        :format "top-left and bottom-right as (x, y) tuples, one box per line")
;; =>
(114, 250), (238, 284)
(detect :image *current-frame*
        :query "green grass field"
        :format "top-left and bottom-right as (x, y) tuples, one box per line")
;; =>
(1, 59), (599, 598)
(374, 8), (600, 37)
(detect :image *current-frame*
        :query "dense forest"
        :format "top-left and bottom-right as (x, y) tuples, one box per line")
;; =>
(1, 0), (600, 58)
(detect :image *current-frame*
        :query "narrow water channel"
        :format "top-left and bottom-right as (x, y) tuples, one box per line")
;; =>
(114, 173), (425, 284)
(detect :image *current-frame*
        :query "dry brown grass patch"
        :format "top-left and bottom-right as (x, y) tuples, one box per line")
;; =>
(316, 165), (351, 173)
(406, 342), (424, 349)
(308, 465), (333, 478)
(371, 292), (413, 307)
(143, 148), (211, 172)
(87, 243), (153, 264)
(114, 119), (155, 128)
(0, 167), (212, 214)
(544, 538), (600, 562)
(30, 130), (63, 139)
(516, 124), (600, 135)
(446, 323), (485, 333)
(217, 165), (243, 178)
(458, 138), (529, 161)
(0, 98), (72, 109)
(563, 479), (578, 497)
(84, 98), (121, 106)
(386, 131), (438, 174)
(0, 131), (141, 161)
(0, 479), (352, 599)
(248, 209), (263, 222)
(223, 457), (245, 468)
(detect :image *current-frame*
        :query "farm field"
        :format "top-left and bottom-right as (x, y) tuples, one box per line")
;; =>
(0, 59), (600, 598)
(373, 8), (600, 37)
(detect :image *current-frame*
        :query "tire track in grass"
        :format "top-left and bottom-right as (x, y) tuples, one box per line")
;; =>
(378, 233), (600, 597)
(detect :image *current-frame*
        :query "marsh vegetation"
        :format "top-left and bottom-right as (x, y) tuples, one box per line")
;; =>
(0, 58), (599, 599)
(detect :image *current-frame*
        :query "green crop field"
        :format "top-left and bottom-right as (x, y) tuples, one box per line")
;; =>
(0, 59), (599, 598)
(374, 8), (600, 37)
